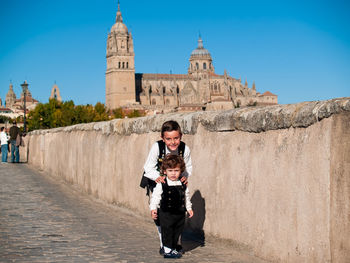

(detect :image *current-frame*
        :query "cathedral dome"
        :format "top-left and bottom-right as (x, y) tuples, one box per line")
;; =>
(190, 37), (211, 58)
(110, 2), (128, 34)
(111, 22), (128, 34)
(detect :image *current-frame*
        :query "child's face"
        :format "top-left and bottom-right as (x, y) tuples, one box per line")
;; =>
(162, 130), (181, 151)
(164, 165), (182, 181)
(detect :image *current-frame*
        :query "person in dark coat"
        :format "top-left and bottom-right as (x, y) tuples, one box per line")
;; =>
(9, 121), (21, 163)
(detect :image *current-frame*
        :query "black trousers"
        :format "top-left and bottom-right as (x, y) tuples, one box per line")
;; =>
(159, 210), (185, 250)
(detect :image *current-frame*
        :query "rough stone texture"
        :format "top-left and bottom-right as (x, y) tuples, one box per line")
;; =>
(25, 98), (350, 262)
(29, 97), (350, 136)
(330, 113), (350, 263)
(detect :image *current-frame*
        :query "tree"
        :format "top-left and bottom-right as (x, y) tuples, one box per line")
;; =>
(127, 110), (142, 118)
(112, 108), (124, 119)
(93, 102), (109, 122)
(27, 100), (143, 132)
(0, 115), (11, 124)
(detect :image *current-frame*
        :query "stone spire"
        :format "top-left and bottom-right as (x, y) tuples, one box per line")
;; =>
(116, 0), (123, 23)
(198, 36), (204, 49)
(5, 83), (16, 108)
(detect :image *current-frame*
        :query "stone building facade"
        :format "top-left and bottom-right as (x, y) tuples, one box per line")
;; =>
(0, 82), (39, 119)
(106, 3), (278, 113)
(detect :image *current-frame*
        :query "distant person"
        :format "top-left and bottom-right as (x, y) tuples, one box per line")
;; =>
(1, 127), (10, 163)
(150, 154), (194, 259)
(141, 120), (192, 255)
(9, 121), (21, 163)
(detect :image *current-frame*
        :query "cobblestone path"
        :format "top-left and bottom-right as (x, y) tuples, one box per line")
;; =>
(0, 163), (268, 263)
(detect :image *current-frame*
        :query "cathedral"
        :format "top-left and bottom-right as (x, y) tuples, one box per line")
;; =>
(106, 2), (278, 113)
(2, 82), (39, 112)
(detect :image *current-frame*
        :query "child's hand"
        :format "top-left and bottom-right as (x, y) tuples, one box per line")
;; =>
(155, 176), (166, 183)
(151, 210), (158, 220)
(187, 209), (194, 218)
(180, 176), (188, 185)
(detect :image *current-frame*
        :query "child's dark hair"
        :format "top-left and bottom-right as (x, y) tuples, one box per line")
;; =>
(0, 127), (4, 131)
(161, 154), (186, 173)
(161, 120), (182, 138)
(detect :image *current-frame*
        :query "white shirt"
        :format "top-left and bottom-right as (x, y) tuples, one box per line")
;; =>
(149, 177), (192, 211)
(143, 142), (192, 181)
(0, 131), (9, 145)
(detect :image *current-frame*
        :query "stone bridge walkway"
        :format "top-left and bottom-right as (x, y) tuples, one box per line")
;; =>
(0, 163), (268, 263)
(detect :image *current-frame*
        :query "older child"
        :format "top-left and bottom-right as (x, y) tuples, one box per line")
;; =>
(142, 120), (192, 254)
(150, 154), (194, 259)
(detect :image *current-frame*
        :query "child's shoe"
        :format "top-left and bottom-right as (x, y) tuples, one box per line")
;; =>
(159, 246), (164, 255)
(176, 244), (184, 254)
(164, 249), (182, 259)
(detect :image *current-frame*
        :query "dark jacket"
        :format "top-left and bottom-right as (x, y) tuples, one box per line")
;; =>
(9, 125), (21, 141)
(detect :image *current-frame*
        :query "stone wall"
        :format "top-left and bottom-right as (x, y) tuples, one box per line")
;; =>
(25, 98), (350, 263)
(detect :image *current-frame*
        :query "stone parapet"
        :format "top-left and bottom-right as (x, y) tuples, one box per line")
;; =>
(29, 97), (350, 136)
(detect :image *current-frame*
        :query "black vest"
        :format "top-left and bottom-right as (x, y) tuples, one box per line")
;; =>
(160, 180), (187, 214)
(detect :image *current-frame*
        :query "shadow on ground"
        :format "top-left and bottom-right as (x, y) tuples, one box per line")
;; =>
(183, 190), (206, 252)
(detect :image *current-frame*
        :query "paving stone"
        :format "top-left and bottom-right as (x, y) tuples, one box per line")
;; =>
(0, 163), (269, 262)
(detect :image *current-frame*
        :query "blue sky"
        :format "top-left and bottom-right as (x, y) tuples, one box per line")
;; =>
(0, 0), (349, 106)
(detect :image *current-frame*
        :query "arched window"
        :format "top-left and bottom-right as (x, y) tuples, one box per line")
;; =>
(163, 87), (166, 94)
(126, 62), (129, 68)
(118, 62), (121, 68)
(196, 63), (199, 70)
(190, 64), (193, 70)
(203, 63), (207, 69)
(152, 98), (156, 105)
(214, 84), (218, 93)
(122, 62), (125, 68)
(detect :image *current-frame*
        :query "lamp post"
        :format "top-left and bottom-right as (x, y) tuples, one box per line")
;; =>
(20, 80), (28, 134)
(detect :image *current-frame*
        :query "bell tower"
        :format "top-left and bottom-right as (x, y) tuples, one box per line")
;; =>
(106, 1), (135, 110)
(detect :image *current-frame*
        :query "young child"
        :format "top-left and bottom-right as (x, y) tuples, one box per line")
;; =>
(142, 120), (192, 254)
(150, 154), (194, 259)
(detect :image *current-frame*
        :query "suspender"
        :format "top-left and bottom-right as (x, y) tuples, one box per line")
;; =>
(156, 140), (185, 171)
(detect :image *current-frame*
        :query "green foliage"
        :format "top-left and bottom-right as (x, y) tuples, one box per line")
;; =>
(27, 99), (145, 131)
(112, 108), (144, 119)
(112, 108), (124, 119)
(93, 102), (109, 122)
(127, 110), (142, 118)
(27, 100), (107, 131)
(0, 115), (11, 123)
